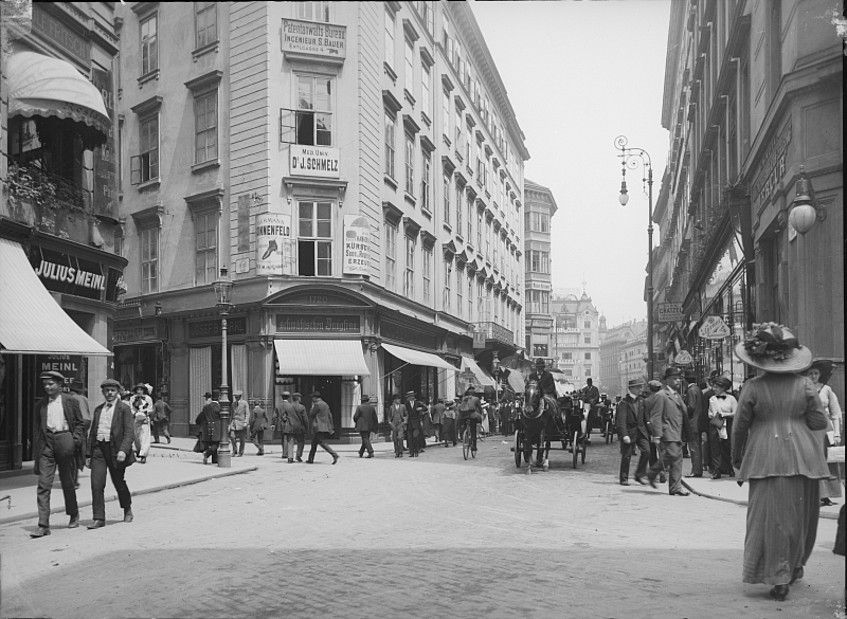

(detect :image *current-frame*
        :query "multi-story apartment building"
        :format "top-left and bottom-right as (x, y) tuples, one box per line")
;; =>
(0, 2), (123, 470)
(523, 179), (557, 361)
(550, 289), (599, 387)
(599, 319), (647, 397)
(112, 1), (528, 436)
(657, 0), (842, 392)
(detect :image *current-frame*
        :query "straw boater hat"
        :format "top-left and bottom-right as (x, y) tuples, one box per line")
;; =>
(734, 322), (812, 374)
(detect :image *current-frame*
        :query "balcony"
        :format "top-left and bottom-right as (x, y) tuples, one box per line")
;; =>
(474, 321), (514, 347)
(6, 162), (87, 237)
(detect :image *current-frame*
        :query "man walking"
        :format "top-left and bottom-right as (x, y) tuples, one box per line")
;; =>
(404, 390), (427, 457)
(635, 380), (663, 484)
(581, 377), (600, 442)
(249, 398), (269, 456)
(195, 392), (221, 465)
(67, 378), (91, 489)
(31, 371), (85, 538)
(387, 393), (406, 457)
(353, 394), (379, 458)
(87, 378), (135, 529)
(290, 392), (308, 462)
(307, 391), (339, 465)
(430, 397), (446, 444)
(151, 392), (172, 444)
(646, 367), (691, 496)
(229, 390), (249, 457)
(616, 379), (642, 486)
(684, 370), (706, 478)
(275, 391), (298, 463)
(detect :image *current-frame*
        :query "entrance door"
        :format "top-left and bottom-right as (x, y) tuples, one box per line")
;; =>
(297, 376), (342, 431)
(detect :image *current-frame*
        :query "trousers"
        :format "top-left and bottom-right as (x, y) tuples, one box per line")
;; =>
(90, 441), (132, 521)
(230, 428), (246, 456)
(634, 437), (653, 479)
(282, 433), (305, 460)
(252, 430), (265, 454)
(687, 428), (703, 476)
(36, 431), (78, 527)
(648, 441), (683, 493)
(152, 419), (171, 443)
(619, 438), (636, 481)
(308, 432), (338, 461)
(358, 431), (374, 456)
(391, 428), (405, 455)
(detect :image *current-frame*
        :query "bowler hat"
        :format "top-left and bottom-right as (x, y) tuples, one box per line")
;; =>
(281, 391), (291, 397)
(292, 392), (302, 398)
(311, 391), (322, 398)
(100, 378), (122, 389)
(663, 366), (683, 379)
(361, 394), (370, 402)
(203, 391), (213, 399)
(40, 370), (65, 383)
(405, 390), (416, 397)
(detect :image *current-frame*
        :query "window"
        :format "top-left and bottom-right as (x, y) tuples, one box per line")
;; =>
(466, 194), (473, 240)
(404, 38), (415, 94)
(385, 222), (397, 291)
(454, 105), (462, 154)
(585, 368), (591, 377)
(584, 335), (592, 344)
(455, 184), (464, 233)
(404, 235), (416, 297)
(530, 212), (549, 232)
(420, 150), (431, 212)
(384, 112), (395, 178)
(421, 63), (431, 118)
(194, 210), (218, 285)
(584, 352), (592, 360)
(296, 74), (332, 146)
(384, 9), (395, 66)
(563, 352), (572, 360)
(467, 273), (473, 319)
(530, 250), (549, 274)
(564, 370), (573, 377)
(443, 259), (452, 311)
(297, 1), (330, 22)
(443, 174), (451, 226)
(442, 89), (451, 139)
(422, 247), (432, 303)
(477, 279), (483, 318)
(195, 2), (217, 48)
(476, 210), (483, 247)
(404, 134), (415, 195)
(140, 227), (159, 294)
(140, 13), (158, 75)
(584, 320), (591, 329)
(131, 114), (159, 184)
(194, 89), (218, 163)
(456, 269), (463, 317)
(297, 201), (332, 276)
(416, 1), (433, 33)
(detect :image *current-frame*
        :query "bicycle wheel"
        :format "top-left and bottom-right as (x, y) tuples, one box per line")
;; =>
(572, 431), (579, 469)
(462, 425), (470, 460)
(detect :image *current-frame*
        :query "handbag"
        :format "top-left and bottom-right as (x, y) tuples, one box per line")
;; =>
(193, 438), (206, 453)
(709, 414), (725, 429)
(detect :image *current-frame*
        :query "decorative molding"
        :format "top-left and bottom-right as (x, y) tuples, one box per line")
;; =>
(382, 89), (402, 115)
(130, 204), (164, 229)
(382, 201), (403, 226)
(130, 95), (163, 116)
(184, 70), (223, 93)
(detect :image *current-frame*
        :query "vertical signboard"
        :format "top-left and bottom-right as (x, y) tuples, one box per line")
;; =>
(89, 66), (115, 217)
(342, 214), (369, 275)
(256, 213), (291, 275)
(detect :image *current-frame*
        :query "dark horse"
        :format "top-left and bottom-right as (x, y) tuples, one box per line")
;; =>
(520, 381), (561, 470)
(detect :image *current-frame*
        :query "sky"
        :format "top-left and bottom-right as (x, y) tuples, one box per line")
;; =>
(470, 0), (672, 327)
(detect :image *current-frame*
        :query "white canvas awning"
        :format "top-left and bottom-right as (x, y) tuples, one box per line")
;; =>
(381, 343), (455, 371)
(273, 339), (370, 376)
(460, 355), (496, 388)
(0, 238), (111, 356)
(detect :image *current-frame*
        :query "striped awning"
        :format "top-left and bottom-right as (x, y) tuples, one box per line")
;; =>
(274, 339), (370, 376)
(0, 238), (111, 356)
(382, 343), (455, 371)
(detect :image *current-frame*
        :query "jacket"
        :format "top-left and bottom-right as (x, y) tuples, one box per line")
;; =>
(648, 386), (690, 443)
(152, 399), (171, 422)
(615, 395), (639, 441)
(684, 382), (708, 434)
(309, 400), (334, 434)
(731, 374), (829, 480)
(353, 403), (379, 432)
(582, 384), (600, 406)
(231, 398), (249, 431)
(457, 394), (483, 422)
(276, 400), (305, 434)
(195, 401), (221, 443)
(33, 393), (85, 468)
(87, 399), (136, 466)
(528, 370), (556, 397)
(387, 403), (406, 430)
(430, 402), (446, 424)
(250, 405), (269, 432)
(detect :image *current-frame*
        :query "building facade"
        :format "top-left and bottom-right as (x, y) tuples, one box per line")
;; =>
(599, 319), (647, 397)
(658, 0), (842, 392)
(523, 179), (557, 361)
(0, 1), (123, 470)
(550, 289), (600, 388)
(113, 1), (528, 437)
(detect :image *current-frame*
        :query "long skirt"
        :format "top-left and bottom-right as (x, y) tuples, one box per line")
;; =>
(743, 475), (820, 585)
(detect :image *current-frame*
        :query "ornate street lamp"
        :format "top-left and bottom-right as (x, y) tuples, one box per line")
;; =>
(788, 166), (824, 235)
(614, 135), (655, 380)
(213, 267), (233, 468)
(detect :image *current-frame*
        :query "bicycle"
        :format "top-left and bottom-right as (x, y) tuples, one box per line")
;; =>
(461, 419), (477, 460)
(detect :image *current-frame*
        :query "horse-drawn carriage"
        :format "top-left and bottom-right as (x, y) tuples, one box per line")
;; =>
(512, 380), (589, 470)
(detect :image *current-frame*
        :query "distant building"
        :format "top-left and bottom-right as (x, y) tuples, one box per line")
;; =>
(599, 319), (647, 397)
(523, 179), (557, 361)
(550, 289), (599, 387)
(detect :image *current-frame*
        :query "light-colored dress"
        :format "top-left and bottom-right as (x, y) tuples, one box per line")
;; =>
(708, 393), (737, 440)
(131, 394), (153, 458)
(815, 381), (843, 499)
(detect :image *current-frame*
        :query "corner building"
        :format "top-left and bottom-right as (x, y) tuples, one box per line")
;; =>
(523, 179), (557, 361)
(114, 1), (528, 437)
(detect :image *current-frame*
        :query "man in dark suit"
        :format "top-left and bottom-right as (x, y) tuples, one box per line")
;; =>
(616, 379), (643, 486)
(249, 398), (269, 456)
(307, 391), (339, 464)
(634, 380), (662, 484)
(684, 370), (707, 478)
(353, 394), (379, 458)
(31, 371), (85, 538)
(196, 391), (221, 464)
(290, 392), (308, 462)
(87, 378), (136, 529)
(646, 367), (692, 496)
(404, 390), (428, 457)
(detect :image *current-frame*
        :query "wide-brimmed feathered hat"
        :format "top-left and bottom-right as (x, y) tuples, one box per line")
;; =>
(734, 323), (812, 374)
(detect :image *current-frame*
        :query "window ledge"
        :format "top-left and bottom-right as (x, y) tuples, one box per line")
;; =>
(442, 222), (452, 233)
(403, 88), (416, 106)
(384, 62), (398, 84)
(192, 40), (220, 61)
(404, 191), (417, 206)
(137, 178), (161, 192)
(137, 69), (160, 87)
(420, 110), (432, 127)
(442, 133), (452, 148)
(421, 206), (432, 219)
(384, 174), (398, 190)
(192, 159), (221, 174)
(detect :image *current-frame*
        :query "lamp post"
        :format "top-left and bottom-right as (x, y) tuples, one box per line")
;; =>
(614, 135), (655, 380)
(213, 267), (233, 468)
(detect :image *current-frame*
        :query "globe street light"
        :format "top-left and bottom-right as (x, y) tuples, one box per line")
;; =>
(213, 267), (233, 468)
(614, 135), (655, 380)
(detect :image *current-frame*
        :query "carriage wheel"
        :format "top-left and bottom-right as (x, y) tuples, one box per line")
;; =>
(514, 430), (522, 468)
(572, 431), (579, 469)
(581, 436), (588, 464)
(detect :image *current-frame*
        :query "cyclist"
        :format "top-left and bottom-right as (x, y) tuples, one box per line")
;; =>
(457, 386), (483, 455)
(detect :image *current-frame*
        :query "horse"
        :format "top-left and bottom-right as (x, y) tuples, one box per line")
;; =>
(520, 381), (561, 470)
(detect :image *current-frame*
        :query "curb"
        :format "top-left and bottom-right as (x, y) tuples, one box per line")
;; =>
(681, 480), (839, 521)
(0, 466), (258, 526)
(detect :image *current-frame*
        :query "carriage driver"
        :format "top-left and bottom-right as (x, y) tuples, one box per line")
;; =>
(527, 358), (558, 413)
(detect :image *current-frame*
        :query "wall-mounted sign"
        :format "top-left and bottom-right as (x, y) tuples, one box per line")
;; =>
(188, 317), (247, 339)
(281, 18), (346, 59)
(343, 214), (370, 275)
(32, 4), (90, 66)
(657, 302), (684, 323)
(288, 144), (340, 178)
(751, 120), (792, 211)
(29, 246), (111, 301)
(275, 314), (360, 333)
(674, 350), (693, 365)
(256, 213), (291, 275)
(37, 355), (85, 388)
(113, 322), (160, 345)
(698, 316), (731, 340)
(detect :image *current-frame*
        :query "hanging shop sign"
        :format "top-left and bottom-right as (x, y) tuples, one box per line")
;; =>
(281, 18), (346, 59)
(343, 214), (370, 276)
(288, 144), (340, 179)
(674, 350), (693, 365)
(29, 246), (112, 301)
(657, 302), (684, 323)
(698, 316), (731, 340)
(256, 213), (291, 276)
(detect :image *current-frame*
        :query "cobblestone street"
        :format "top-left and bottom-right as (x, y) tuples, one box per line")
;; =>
(1, 438), (843, 618)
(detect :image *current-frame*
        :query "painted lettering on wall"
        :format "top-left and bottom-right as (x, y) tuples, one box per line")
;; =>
(288, 145), (340, 179)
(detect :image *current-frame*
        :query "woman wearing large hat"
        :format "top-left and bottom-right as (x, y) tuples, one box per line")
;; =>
(732, 323), (829, 601)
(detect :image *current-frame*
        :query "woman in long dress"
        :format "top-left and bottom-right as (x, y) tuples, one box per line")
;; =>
(805, 360), (843, 506)
(732, 323), (830, 601)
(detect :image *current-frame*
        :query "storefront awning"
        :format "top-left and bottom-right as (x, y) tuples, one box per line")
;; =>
(382, 343), (455, 371)
(7, 51), (110, 145)
(460, 355), (496, 388)
(0, 238), (111, 356)
(505, 368), (525, 393)
(273, 339), (370, 376)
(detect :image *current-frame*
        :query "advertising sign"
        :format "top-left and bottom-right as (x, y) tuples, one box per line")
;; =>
(256, 213), (291, 275)
(37, 355), (85, 389)
(674, 350), (693, 365)
(343, 214), (370, 275)
(698, 316), (731, 340)
(281, 18), (346, 59)
(657, 302), (684, 323)
(29, 246), (107, 301)
(288, 144), (340, 178)
(89, 66), (115, 218)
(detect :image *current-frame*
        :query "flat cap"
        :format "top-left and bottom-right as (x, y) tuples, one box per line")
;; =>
(100, 378), (122, 389)
(292, 392), (302, 398)
(627, 378), (644, 388)
(361, 394), (370, 402)
(40, 370), (65, 382)
(647, 380), (663, 391)
(663, 366), (683, 379)
(310, 390), (322, 398)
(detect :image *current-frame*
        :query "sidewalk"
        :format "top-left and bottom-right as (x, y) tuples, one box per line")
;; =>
(0, 449), (256, 526)
(682, 475), (842, 520)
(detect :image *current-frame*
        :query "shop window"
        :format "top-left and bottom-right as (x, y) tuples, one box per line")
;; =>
(140, 226), (159, 293)
(404, 235), (416, 298)
(295, 75), (332, 146)
(193, 210), (218, 285)
(195, 2), (217, 49)
(297, 201), (333, 276)
(131, 113), (159, 184)
(384, 112), (395, 178)
(385, 221), (397, 291)
(140, 13), (158, 76)
(194, 89), (218, 163)
(297, 1), (330, 22)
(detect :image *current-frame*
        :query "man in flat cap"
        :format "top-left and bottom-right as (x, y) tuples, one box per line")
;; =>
(87, 378), (136, 529)
(30, 371), (85, 538)
(307, 391), (339, 464)
(229, 389), (248, 457)
(646, 367), (692, 496)
(353, 394), (379, 458)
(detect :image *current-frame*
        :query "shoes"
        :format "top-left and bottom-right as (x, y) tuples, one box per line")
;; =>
(287, 458), (294, 463)
(648, 476), (658, 489)
(30, 526), (51, 538)
(296, 457), (303, 463)
(685, 474), (703, 478)
(331, 454), (339, 465)
(821, 498), (837, 507)
(769, 584), (789, 601)
(74, 481), (80, 489)
(68, 514), (79, 528)
(619, 480), (630, 486)
(138, 456), (147, 464)
(359, 453), (364, 458)
(365, 453), (374, 458)
(635, 476), (648, 486)
(87, 520), (105, 529)
(711, 473), (722, 480)
(257, 451), (264, 456)
(203, 456), (209, 465)
(670, 490), (690, 496)
(123, 509), (134, 523)
(167, 437), (172, 444)
(790, 567), (804, 584)
(306, 459), (314, 464)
